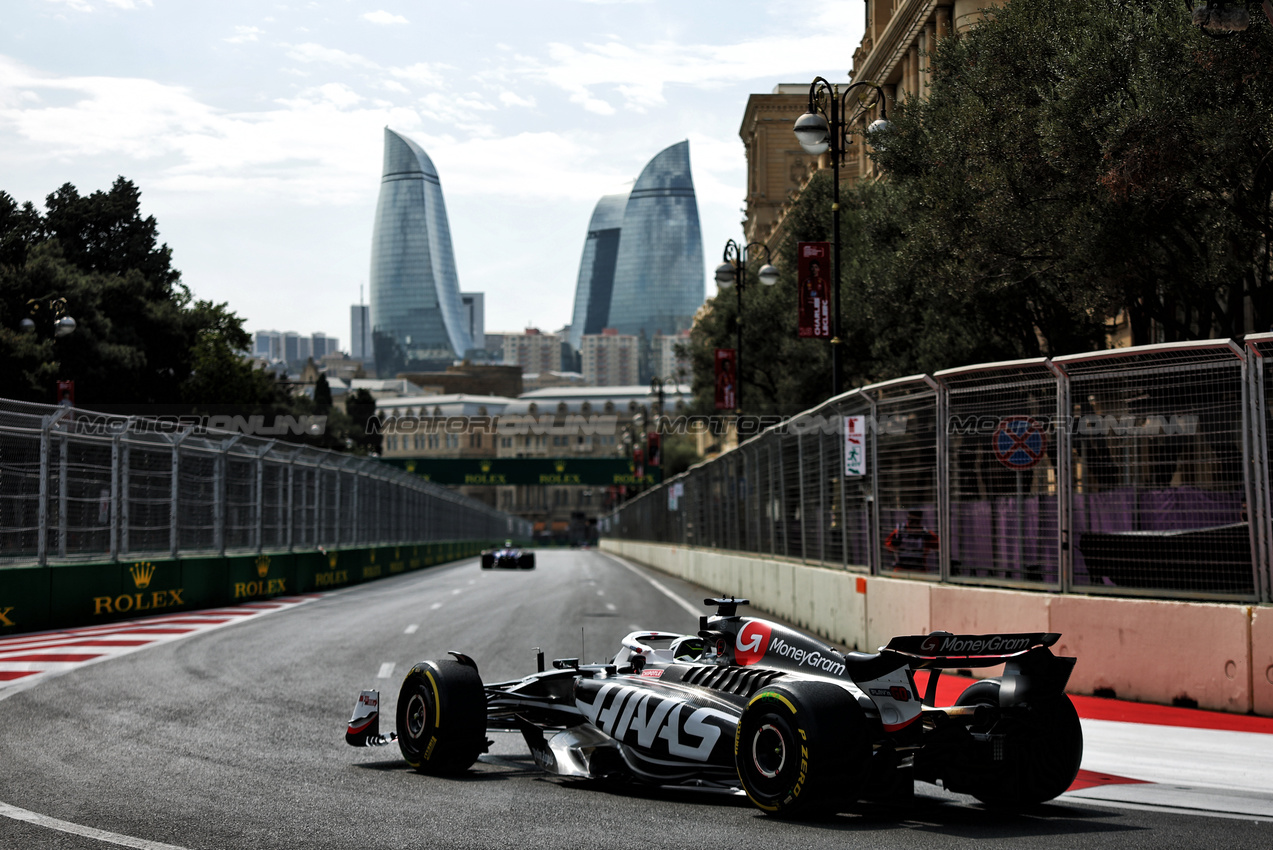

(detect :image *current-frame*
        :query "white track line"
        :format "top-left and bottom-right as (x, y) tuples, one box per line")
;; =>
(0, 797), (194, 849)
(600, 551), (702, 619)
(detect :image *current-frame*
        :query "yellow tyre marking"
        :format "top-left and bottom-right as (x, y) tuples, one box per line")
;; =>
(740, 691), (800, 812)
(743, 790), (779, 812)
(425, 670), (441, 726)
(748, 690), (796, 714)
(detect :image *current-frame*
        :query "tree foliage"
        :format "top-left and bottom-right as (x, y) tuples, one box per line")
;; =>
(877, 0), (1273, 345)
(0, 177), (283, 410)
(690, 0), (1273, 414)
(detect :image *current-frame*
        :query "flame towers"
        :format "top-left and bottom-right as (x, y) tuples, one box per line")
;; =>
(369, 128), (471, 371)
(568, 141), (705, 365)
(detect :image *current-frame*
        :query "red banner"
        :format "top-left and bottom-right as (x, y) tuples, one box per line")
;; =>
(796, 241), (831, 339)
(714, 348), (737, 411)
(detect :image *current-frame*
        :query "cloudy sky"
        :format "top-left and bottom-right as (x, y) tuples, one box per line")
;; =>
(2, 0), (864, 348)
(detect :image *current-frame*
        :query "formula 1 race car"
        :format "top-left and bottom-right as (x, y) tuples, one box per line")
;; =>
(346, 598), (1082, 816)
(479, 541), (534, 570)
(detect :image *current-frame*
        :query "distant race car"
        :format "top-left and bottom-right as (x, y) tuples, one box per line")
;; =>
(480, 541), (534, 570)
(346, 597), (1082, 817)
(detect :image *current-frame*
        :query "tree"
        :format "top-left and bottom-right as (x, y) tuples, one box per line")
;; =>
(873, 0), (1273, 344)
(346, 389), (383, 454)
(692, 1), (1273, 416)
(0, 178), (269, 409)
(314, 374), (334, 412)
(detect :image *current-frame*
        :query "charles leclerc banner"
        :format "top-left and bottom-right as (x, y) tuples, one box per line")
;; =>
(797, 241), (831, 339)
(714, 348), (737, 411)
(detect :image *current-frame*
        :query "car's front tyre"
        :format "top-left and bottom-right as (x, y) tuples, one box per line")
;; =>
(396, 659), (487, 775)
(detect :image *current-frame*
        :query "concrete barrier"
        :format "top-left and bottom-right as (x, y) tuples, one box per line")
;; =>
(1048, 596), (1253, 713)
(863, 576), (932, 654)
(1255, 606), (1273, 716)
(602, 539), (1269, 716)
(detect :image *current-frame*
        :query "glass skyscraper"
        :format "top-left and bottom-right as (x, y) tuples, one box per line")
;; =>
(369, 128), (471, 370)
(567, 192), (628, 351)
(606, 141), (704, 340)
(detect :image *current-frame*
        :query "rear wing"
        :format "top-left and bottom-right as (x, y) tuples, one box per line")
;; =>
(884, 632), (1059, 667)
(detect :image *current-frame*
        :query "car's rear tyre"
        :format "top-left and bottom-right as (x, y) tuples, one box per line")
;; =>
(396, 660), (487, 775)
(734, 682), (870, 817)
(480, 553), (494, 569)
(519, 553), (535, 570)
(950, 679), (1083, 807)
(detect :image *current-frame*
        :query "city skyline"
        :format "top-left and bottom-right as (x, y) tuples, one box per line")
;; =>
(0, 1), (865, 344)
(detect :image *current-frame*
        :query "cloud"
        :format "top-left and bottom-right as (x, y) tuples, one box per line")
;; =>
(498, 91), (535, 108)
(388, 63), (447, 90)
(284, 43), (378, 69)
(0, 54), (628, 209)
(512, 14), (859, 116)
(43, 0), (152, 10)
(361, 10), (409, 25)
(225, 26), (263, 44)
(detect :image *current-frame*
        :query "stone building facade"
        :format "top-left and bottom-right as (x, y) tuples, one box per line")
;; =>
(741, 2), (1000, 248)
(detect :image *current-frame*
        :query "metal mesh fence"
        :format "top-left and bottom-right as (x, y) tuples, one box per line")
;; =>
(940, 360), (1060, 587)
(603, 338), (1273, 603)
(0, 399), (529, 566)
(872, 378), (940, 578)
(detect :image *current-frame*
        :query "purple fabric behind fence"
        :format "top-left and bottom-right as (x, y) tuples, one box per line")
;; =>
(948, 496), (1058, 580)
(874, 488), (1241, 581)
(1070, 486), (1243, 584)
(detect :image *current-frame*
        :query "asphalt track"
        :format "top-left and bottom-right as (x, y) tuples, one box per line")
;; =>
(0, 548), (1270, 849)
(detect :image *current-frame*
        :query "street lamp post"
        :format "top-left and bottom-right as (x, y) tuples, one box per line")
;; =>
(793, 77), (890, 398)
(20, 296), (77, 339)
(714, 240), (779, 414)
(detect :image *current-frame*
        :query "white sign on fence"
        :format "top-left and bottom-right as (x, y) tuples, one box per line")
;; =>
(844, 415), (866, 477)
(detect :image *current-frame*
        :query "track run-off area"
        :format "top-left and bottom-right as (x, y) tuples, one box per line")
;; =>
(1, 549), (1270, 850)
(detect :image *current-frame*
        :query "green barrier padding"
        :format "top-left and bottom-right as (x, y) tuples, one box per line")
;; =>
(49, 559), (184, 627)
(309, 548), (353, 591)
(0, 565), (52, 635)
(385, 546), (408, 578)
(225, 553), (295, 602)
(177, 557), (227, 610)
(0, 540), (494, 635)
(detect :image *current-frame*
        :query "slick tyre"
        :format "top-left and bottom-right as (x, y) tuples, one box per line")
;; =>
(952, 679), (1083, 807)
(396, 659), (487, 775)
(519, 553), (535, 570)
(481, 553), (494, 569)
(734, 682), (870, 818)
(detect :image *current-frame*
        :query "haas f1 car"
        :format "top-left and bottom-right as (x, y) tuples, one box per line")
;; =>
(346, 598), (1082, 816)
(480, 541), (534, 570)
